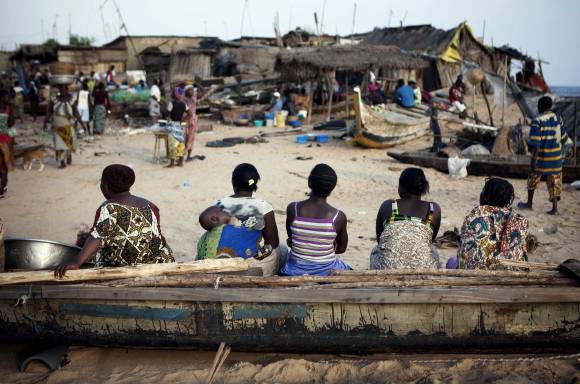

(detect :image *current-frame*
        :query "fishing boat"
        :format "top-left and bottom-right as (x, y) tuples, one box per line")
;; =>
(353, 88), (431, 149)
(1, 260), (579, 353)
(388, 150), (580, 182)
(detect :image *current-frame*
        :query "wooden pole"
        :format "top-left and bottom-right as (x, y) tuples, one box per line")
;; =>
(306, 79), (314, 124)
(481, 82), (494, 126)
(345, 73), (350, 120)
(326, 71), (335, 122)
(0, 258), (249, 286)
(574, 101), (578, 159)
(501, 56), (507, 128)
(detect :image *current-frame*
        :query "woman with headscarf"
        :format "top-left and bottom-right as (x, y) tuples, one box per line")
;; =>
(92, 82), (110, 135)
(457, 178), (528, 270)
(54, 164), (174, 277)
(280, 164), (351, 276)
(45, 84), (82, 169)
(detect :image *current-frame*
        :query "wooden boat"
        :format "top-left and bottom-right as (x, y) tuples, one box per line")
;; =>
(388, 150), (580, 182)
(1, 266), (579, 353)
(353, 88), (431, 149)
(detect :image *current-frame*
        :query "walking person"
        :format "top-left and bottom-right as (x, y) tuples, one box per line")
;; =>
(518, 96), (568, 214)
(76, 80), (91, 135)
(45, 84), (82, 169)
(92, 82), (110, 135)
(28, 80), (40, 122)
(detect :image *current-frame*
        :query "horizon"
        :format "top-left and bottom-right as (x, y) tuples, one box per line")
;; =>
(1, 0), (579, 86)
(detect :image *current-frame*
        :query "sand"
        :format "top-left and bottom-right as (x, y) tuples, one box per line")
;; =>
(0, 345), (578, 384)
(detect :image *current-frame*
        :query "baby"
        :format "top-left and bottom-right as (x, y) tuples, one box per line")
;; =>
(199, 206), (240, 230)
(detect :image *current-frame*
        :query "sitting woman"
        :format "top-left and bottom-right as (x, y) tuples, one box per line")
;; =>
(371, 167), (441, 269)
(280, 164), (351, 276)
(457, 178), (528, 270)
(54, 164), (174, 277)
(198, 163), (282, 275)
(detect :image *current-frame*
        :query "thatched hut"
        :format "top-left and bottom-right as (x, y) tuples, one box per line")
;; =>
(276, 44), (429, 121)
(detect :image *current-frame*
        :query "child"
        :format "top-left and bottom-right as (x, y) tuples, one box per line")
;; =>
(197, 206), (262, 260)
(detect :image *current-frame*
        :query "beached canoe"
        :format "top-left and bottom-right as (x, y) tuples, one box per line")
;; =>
(1, 269), (579, 353)
(353, 89), (431, 149)
(388, 150), (580, 182)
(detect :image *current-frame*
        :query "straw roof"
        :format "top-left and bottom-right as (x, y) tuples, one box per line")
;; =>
(276, 44), (429, 80)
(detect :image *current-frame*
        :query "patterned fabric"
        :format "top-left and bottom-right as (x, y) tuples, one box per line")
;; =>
(197, 224), (261, 260)
(528, 111), (567, 175)
(370, 200), (439, 270)
(281, 202), (351, 276)
(527, 172), (562, 202)
(166, 122), (185, 160)
(458, 205), (528, 270)
(93, 105), (107, 134)
(90, 202), (174, 267)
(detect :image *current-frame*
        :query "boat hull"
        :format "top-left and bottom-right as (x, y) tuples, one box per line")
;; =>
(388, 151), (580, 182)
(1, 285), (579, 353)
(353, 90), (431, 149)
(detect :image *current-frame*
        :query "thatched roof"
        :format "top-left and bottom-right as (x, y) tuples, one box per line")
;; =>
(276, 44), (428, 80)
(363, 24), (456, 56)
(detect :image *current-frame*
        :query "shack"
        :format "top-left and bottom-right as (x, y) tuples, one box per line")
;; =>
(362, 23), (501, 90)
(56, 46), (126, 75)
(277, 44), (429, 120)
(103, 35), (216, 70)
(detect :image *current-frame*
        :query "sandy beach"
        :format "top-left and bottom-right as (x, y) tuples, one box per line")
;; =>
(2, 118), (579, 268)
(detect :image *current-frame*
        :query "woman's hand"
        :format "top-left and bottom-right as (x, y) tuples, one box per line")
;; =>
(53, 262), (81, 279)
(255, 244), (273, 260)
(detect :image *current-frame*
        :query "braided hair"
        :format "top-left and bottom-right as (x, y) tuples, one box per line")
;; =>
(398, 167), (429, 197)
(480, 177), (514, 207)
(232, 163), (260, 193)
(102, 164), (135, 194)
(308, 163), (337, 198)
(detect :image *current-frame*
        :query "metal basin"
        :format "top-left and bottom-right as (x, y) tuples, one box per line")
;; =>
(4, 238), (81, 271)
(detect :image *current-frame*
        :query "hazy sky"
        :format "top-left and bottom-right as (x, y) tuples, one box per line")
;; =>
(1, 0), (579, 85)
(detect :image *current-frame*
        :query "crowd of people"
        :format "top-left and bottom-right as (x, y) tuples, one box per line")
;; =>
(54, 161), (538, 278)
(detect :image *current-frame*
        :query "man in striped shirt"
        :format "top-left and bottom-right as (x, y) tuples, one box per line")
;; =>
(519, 96), (567, 214)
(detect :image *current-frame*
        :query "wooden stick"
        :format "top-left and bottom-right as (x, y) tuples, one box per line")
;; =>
(208, 344), (231, 384)
(0, 258), (249, 286)
(332, 268), (559, 278)
(206, 342), (225, 384)
(498, 259), (559, 271)
(96, 271), (573, 289)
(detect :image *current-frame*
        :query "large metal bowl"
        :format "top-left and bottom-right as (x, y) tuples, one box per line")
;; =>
(4, 238), (81, 271)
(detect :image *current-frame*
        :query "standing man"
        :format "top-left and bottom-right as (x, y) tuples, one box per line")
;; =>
(518, 96), (567, 214)
(149, 79), (161, 125)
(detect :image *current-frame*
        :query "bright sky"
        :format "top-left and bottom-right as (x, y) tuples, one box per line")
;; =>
(1, 0), (579, 85)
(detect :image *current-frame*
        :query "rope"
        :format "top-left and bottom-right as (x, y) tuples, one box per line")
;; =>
(214, 276), (222, 289)
(403, 352), (580, 364)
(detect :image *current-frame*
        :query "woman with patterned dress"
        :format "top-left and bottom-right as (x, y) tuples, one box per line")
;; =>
(371, 168), (441, 269)
(45, 84), (82, 169)
(54, 164), (174, 277)
(458, 178), (528, 270)
(281, 164), (351, 276)
(164, 88), (188, 167)
(174, 84), (199, 161)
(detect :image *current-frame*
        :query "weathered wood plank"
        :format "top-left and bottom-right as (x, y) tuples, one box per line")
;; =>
(0, 258), (249, 286)
(1, 285), (579, 304)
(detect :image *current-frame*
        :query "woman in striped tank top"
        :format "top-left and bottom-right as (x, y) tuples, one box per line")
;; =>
(280, 164), (351, 276)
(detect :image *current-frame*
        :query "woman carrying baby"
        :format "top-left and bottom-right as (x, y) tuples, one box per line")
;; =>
(197, 163), (284, 275)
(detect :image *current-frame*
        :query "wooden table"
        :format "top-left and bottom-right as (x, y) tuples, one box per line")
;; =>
(152, 131), (169, 163)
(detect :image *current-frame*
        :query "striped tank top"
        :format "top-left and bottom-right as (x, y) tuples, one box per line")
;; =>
(289, 202), (339, 264)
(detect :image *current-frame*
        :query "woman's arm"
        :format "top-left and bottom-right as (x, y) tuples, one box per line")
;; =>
(375, 200), (391, 243)
(431, 202), (442, 242)
(285, 203), (294, 248)
(262, 211), (279, 249)
(334, 211), (348, 254)
(54, 235), (101, 278)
